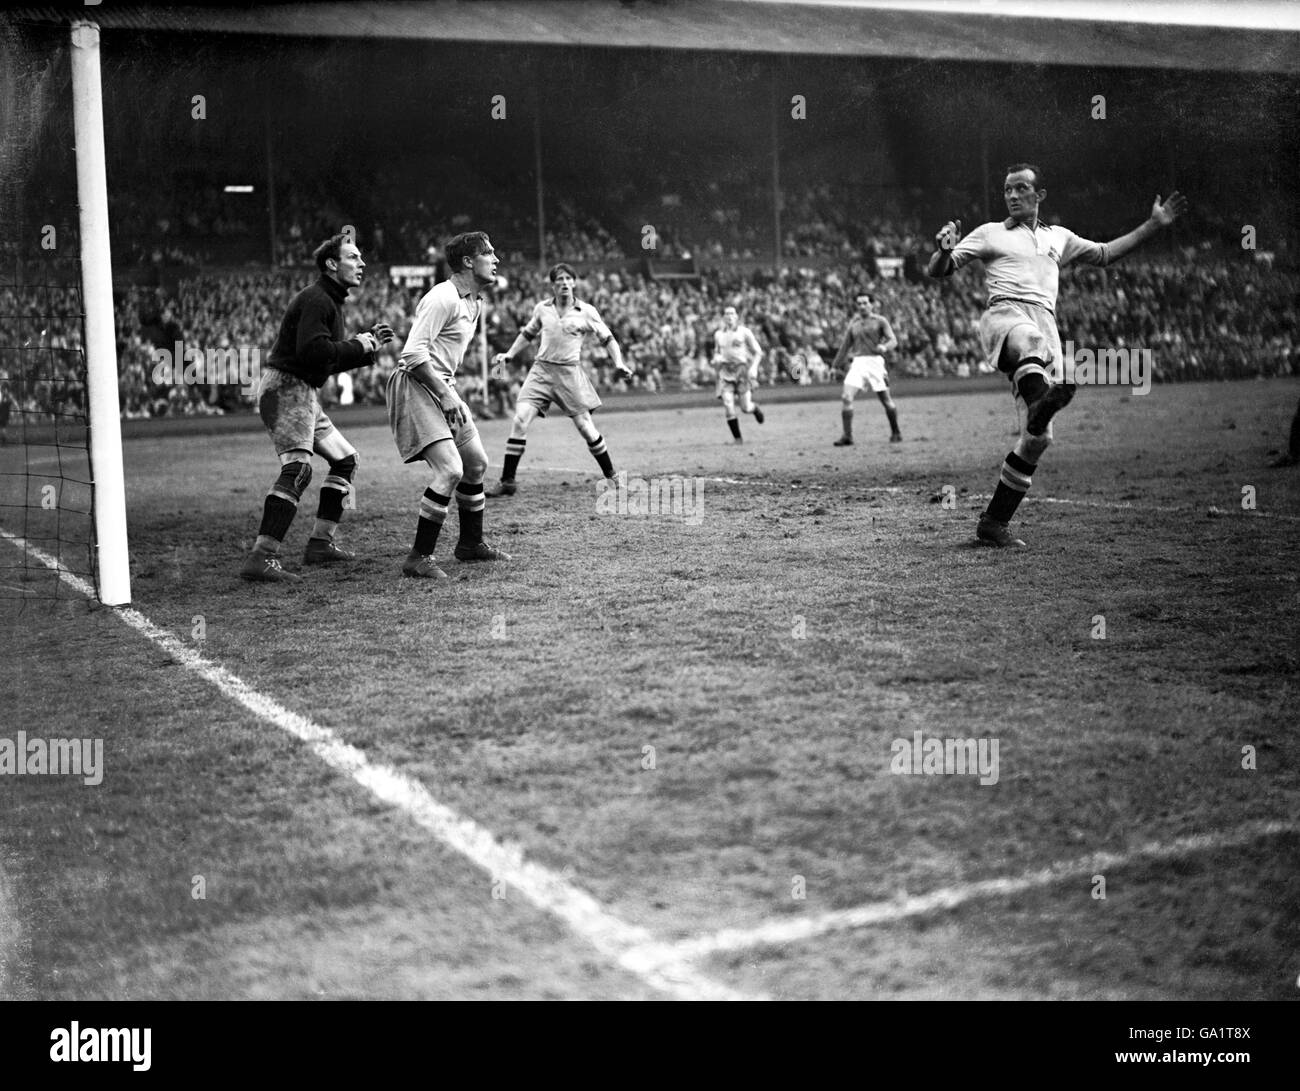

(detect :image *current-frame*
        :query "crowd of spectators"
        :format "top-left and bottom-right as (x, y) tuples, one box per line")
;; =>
(0, 284), (87, 425)
(640, 182), (930, 264)
(3, 235), (1294, 424)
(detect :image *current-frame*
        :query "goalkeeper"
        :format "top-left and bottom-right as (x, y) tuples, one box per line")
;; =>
(240, 233), (394, 583)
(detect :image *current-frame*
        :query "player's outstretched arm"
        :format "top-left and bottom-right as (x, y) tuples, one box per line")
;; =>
(926, 219), (962, 278)
(1103, 192), (1189, 264)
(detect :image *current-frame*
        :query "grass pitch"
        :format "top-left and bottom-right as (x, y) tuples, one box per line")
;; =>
(2, 379), (1297, 1000)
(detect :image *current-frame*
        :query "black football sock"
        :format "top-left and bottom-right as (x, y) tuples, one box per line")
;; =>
(255, 498), (295, 555)
(414, 488), (450, 555)
(587, 433), (615, 477)
(1014, 367), (1049, 405)
(502, 437), (525, 482)
(256, 460), (311, 553)
(841, 408), (853, 440)
(885, 406), (900, 436)
(1289, 397), (1300, 460)
(312, 453), (357, 541)
(985, 451), (1036, 523)
(455, 481), (485, 546)
(727, 417), (742, 440)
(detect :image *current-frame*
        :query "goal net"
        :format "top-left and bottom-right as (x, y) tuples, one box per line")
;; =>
(0, 15), (129, 606)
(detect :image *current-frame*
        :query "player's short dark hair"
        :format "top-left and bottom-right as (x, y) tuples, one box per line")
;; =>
(445, 231), (492, 272)
(1005, 162), (1045, 190)
(548, 262), (577, 282)
(314, 233), (351, 273)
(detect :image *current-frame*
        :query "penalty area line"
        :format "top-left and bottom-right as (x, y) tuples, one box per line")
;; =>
(0, 526), (757, 1002)
(657, 819), (1298, 963)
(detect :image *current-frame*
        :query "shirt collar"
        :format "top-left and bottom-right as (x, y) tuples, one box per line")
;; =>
(448, 275), (479, 300)
(318, 274), (349, 302)
(1004, 216), (1045, 231)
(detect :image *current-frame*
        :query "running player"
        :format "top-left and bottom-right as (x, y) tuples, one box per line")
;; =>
(712, 305), (764, 443)
(240, 234), (394, 583)
(927, 163), (1186, 547)
(386, 231), (511, 579)
(484, 263), (632, 498)
(830, 293), (901, 445)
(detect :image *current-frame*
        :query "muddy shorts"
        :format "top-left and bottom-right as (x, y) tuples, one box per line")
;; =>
(257, 367), (339, 455)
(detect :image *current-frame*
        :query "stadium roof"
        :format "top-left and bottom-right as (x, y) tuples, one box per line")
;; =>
(9, 0), (1300, 74)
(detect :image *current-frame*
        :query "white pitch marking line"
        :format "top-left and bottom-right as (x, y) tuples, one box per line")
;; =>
(0, 527), (758, 1002)
(655, 819), (1298, 964)
(0, 854), (32, 1000)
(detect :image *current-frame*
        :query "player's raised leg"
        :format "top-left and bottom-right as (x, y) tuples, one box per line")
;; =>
(977, 324), (1073, 548)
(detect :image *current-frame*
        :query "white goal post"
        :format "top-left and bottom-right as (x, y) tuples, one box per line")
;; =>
(71, 20), (130, 606)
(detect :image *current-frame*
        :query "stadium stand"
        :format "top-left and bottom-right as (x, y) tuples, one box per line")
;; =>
(4, 243), (1292, 425)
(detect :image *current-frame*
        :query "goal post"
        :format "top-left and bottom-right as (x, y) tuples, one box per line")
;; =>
(70, 20), (129, 606)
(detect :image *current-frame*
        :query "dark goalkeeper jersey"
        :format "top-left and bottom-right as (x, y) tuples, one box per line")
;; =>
(267, 274), (370, 389)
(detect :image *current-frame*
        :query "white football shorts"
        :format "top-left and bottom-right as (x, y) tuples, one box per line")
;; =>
(844, 355), (888, 393)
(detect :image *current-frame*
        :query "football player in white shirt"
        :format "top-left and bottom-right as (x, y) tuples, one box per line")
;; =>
(484, 263), (632, 498)
(712, 305), (765, 443)
(386, 231), (511, 578)
(928, 163), (1186, 547)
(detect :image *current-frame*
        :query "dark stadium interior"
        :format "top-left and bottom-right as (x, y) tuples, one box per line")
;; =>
(29, 33), (1300, 258)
